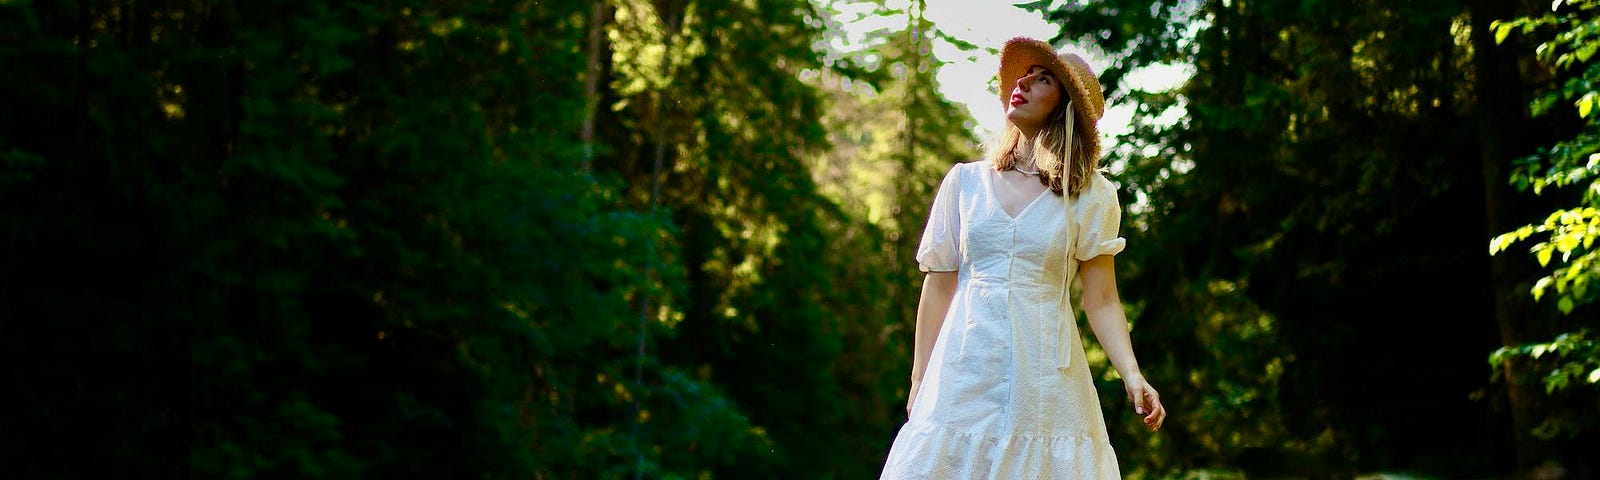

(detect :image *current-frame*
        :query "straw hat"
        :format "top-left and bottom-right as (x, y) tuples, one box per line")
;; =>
(997, 36), (1104, 160)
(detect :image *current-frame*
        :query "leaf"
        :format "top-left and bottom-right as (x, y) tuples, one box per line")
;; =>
(1490, 233), (1515, 254)
(1490, 347), (1511, 367)
(1546, 373), (1567, 394)
(1014, 0), (1052, 12)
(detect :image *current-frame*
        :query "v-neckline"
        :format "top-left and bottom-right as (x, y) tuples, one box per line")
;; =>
(985, 167), (1049, 221)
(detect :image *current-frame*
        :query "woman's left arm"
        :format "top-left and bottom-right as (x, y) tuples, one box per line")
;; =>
(1080, 254), (1166, 431)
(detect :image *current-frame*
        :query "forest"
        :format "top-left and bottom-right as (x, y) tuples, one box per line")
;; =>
(1, 0), (1597, 478)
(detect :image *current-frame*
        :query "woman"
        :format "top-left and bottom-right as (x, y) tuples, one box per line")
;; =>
(879, 37), (1166, 479)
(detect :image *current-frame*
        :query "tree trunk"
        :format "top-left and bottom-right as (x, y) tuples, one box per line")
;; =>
(1471, 0), (1555, 472)
(581, 1), (611, 170)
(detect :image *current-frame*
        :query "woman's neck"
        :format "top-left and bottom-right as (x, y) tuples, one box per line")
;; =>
(1013, 132), (1039, 169)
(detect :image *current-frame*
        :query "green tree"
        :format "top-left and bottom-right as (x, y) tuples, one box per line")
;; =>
(1489, 0), (1600, 466)
(1, 1), (760, 478)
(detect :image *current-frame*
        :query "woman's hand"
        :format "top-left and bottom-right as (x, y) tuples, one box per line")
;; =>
(1123, 374), (1165, 431)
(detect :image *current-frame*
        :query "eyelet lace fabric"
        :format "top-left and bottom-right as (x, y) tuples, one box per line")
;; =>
(887, 161), (1125, 480)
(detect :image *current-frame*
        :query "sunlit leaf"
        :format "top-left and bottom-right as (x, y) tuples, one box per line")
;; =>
(1578, 43), (1598, 63)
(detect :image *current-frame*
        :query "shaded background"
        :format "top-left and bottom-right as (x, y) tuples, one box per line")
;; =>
(1, 0), (1597, 478)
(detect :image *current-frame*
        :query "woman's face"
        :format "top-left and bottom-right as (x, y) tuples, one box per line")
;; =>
(1006, 65), (1062, 134)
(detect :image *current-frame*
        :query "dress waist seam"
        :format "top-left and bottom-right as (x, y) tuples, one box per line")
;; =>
(964, 276), (1058, 287)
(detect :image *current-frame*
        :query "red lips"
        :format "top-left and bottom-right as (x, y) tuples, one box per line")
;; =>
(1010, 93), (1028, 107)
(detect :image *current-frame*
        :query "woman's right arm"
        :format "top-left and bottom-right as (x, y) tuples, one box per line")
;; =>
(908, 270), (958, 414)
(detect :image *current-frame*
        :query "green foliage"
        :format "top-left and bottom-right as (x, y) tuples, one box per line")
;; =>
(1, 0), (763, 478)
(1486, 0), (1600, 452)
(1487, 329), (1600, 443)
(1491, 330), (1600, 394)
(1491, 0), (1600, 316)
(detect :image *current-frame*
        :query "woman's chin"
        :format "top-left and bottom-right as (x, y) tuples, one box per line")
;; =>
(1006, 113), (1039, 131)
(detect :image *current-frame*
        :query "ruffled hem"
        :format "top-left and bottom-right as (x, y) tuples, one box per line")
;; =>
(880, 422), (1120, 480)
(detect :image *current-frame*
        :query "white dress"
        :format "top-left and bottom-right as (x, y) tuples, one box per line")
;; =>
(880, 160), (1127, 480)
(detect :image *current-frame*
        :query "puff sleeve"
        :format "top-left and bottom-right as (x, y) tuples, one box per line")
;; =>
(1073, 171), (1126, 261)
(915, 163), (963, 273)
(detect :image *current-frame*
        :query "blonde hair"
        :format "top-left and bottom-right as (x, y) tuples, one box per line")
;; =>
(983, 98), (1098, 197)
